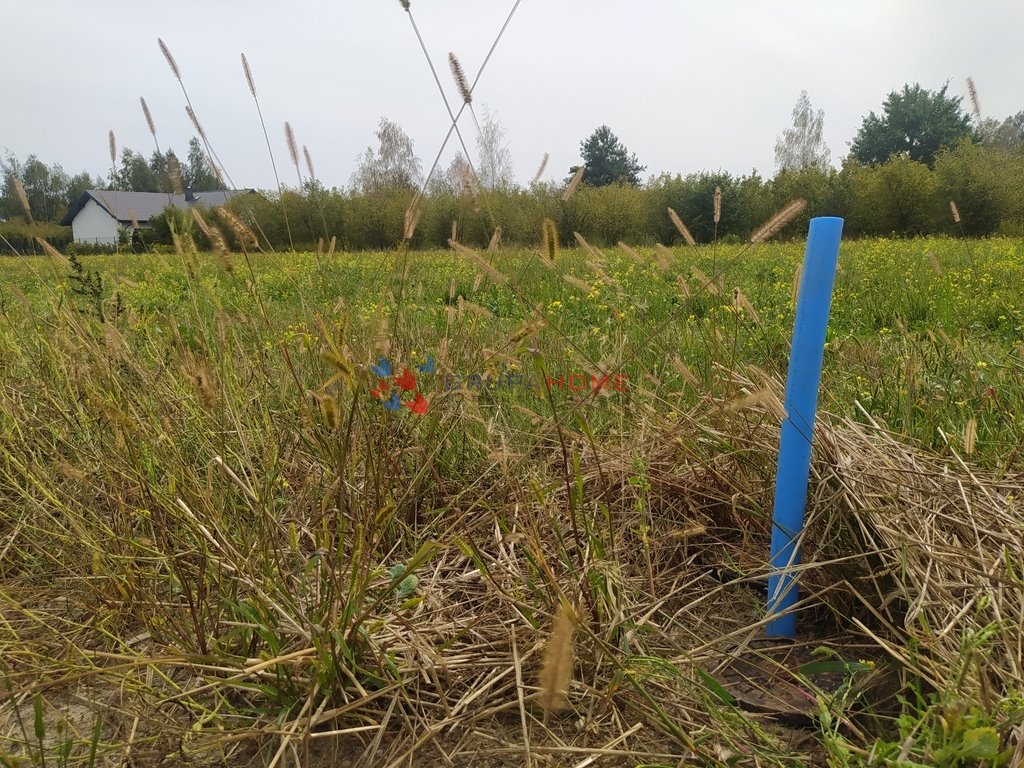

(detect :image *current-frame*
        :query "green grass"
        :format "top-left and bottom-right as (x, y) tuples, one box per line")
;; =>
(0, 236), (1022, 766)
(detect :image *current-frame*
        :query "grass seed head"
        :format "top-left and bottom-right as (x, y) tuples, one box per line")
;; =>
(303, 145), (316, 180)
(448, 52), (472, 105)
(285, 122), (299, 169)
(13, 177), (32, 223)
(542, 218), (559, 263)
(532, 152), (549, 185)
(167, 153), (183, 194)
(185, 106), (207, 140)
(140, 97), (156, 136)
(750, 198), (807, 244)
(668, 207), (696, 246)
(967, 77), (982, 125)
(713, 186), (722, 225)
(950, 200), (962, 224)
(108, 130), (117, 167)
(562, 166), (584, 201)
(241, 53), (257, 97)
(158, 38), (181, 79)
(538, 603), (576, 715)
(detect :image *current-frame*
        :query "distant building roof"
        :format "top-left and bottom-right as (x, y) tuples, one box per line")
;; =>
(59, 189), (250, 226)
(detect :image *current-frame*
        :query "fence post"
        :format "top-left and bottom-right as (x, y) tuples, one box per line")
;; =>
(765, 216), (844, 638)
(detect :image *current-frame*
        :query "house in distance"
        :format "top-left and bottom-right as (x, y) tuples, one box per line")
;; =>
(61, 189), (249, 246)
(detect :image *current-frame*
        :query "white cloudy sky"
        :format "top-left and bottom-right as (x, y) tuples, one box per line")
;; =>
(3, 0), (1022, 189)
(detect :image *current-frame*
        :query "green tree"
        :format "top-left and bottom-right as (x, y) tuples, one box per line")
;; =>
(352, 117), (423, 194)
(184, 137), (222, 191)
(147, 148), (181, 193)
(112, 148), (161, 192)
(851, 83), (975, 167)
(569, 125), (645, 187)
(980, 111), (1024, 151)
(775, 90), (831, 171)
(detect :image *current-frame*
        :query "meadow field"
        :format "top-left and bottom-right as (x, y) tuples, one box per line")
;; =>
(1, 234), (1023, 766)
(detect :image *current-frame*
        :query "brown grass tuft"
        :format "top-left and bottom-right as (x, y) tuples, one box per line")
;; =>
(158, 37), (181, 80)
(562, 166), (584, 202)
(667, 207), (696, 246)
(750, 198), (806, 244)
(538, 603), (576, 715)
(448, 52), (472, 105)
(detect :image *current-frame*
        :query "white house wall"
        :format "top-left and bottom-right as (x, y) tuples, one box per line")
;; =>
(72, 199), (118, 245)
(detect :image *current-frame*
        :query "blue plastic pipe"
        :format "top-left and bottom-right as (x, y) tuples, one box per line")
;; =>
(765, 216), (844, 638)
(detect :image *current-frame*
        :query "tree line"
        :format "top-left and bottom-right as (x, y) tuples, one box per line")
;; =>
(3, 82), (1023, 252)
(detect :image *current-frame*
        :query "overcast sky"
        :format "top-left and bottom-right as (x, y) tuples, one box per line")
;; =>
(4, 0), (1022, 190)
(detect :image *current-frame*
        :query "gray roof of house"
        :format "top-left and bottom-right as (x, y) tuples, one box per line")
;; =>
(60, 189), (248, 226)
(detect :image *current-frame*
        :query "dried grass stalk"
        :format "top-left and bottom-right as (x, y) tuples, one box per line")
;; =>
(652, 243), (673, 271)
(531, 152), (549, 185)
(140, 97), (156, 136)
(167, 154), (183, 195)
(950, 200), (961, 224)
(750, 199), (806, 244)
(449, 240), (507, 284)
(487, 226), (502, 253)
(617, 241), (644, 265)
(215, 206), (259, 251)
(186, 106), (207, 140)
(541, 218), (559, 263)
(713, 186), (722, 225)
(538, 603), (576, 715)
(448, 53), (472, 105)
(108, 130), (117, 167)
(13, 177), (32, 223)
(241, 53), (257, 97)
(404, 192), (422, 241)
(158, 38), (181, 80)
(285, 122), (299, 168)
(967, 77), (982, 125)
(303, 145), (316, 181)
(562, 166), (584, 202)
(667, 208), (696, 246)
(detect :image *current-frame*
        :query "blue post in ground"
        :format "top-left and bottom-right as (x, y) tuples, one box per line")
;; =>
(765, 216), (844, 638)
